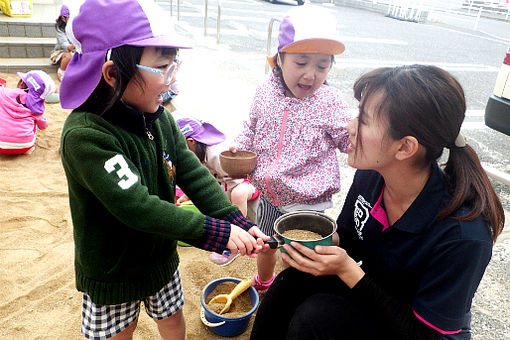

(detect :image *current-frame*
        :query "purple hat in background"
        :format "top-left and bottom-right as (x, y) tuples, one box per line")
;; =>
(60, 0), (192, 109)
(59, 4), (70, 18)
(177, 117), (226, 146)
(17, 70), (56, 114)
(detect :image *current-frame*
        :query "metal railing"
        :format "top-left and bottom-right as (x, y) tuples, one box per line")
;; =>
(336, 0), (510, 26)
(483, 164), (510, 186)
(386, 0), (426, 22)
(169, 0), (181, 21)
(166, 0), (222, 44)
(204, 0), (222, 44)
(463, 0), (510, 21)
(265, 17), (281, 74)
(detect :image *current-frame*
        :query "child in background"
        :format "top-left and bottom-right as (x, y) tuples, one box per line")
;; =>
(0, 70), (55, 154)
(50, 5), (75, 81)
(176, 116), (261, 266)
(233, 6), (351, 291)
(59, 0), (266, 339)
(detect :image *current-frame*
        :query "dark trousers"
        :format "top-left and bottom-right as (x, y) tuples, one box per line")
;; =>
(250, 268), (380, 340)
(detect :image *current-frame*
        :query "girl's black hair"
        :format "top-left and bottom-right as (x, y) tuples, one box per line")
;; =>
(193, 141), (208, 163)
(77, 46), (178, 115)
(55, 16), (67, 32)
(353, 65), (504, 242)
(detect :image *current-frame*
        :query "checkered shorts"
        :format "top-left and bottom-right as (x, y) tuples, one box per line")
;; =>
(81, 269), (184, 340)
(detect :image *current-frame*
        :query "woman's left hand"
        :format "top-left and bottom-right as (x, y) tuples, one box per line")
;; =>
(281, 242), (365, 288)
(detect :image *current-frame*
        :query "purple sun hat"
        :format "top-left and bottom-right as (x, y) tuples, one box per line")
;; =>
(177, 117), (226, 146)
(17, 70), (56, 114)
(59, 5), (70, 18)
(60, 0), (192, 109)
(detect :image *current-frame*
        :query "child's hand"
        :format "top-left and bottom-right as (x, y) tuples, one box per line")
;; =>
(227, 225), (262, 257)
(229, 146), (237, 153)
(248, 226), (271, 253)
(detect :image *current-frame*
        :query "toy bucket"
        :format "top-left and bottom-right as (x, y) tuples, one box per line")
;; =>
(265, 211), (337, 253)
(200, 277), (259, 337)
(0, 0), (32, 17)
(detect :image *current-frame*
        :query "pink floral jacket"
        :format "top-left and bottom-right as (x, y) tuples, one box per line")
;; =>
(234, 70), (350, 206)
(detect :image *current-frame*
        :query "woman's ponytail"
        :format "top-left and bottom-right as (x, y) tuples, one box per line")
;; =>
(439, 145), (505, 243)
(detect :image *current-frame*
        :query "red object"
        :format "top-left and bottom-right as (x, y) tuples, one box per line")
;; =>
(0, 146), (33, 154)
(504, 53), (510, 65)
(0, 78), (6, 86)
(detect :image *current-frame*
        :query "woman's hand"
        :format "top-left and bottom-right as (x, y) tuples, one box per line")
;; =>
(227, 225), (263, 258)
(281, 242), (365, 288)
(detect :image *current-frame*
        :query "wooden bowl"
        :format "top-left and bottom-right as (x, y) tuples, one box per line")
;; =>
(219, 150), (257, 179)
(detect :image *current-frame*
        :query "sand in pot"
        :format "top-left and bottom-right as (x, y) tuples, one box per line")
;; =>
(281, 229), (322, 241)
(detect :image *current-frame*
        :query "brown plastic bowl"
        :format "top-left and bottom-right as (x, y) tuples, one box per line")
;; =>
(219, 150), (257, 179)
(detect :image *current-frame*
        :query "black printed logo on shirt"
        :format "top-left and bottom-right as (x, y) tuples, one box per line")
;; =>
(354, 195), (371, 240)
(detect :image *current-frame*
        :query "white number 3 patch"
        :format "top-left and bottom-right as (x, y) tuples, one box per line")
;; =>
(104, 154), (138, 189)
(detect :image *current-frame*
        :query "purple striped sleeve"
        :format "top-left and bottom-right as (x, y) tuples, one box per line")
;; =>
(193, 216), (231, 254)
(224, 210), (256, 231)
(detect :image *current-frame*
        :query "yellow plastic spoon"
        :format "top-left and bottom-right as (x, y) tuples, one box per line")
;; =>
(209, 278), (252, 315)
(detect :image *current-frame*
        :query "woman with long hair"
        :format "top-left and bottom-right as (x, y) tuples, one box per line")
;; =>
(250, 65), (504, 340)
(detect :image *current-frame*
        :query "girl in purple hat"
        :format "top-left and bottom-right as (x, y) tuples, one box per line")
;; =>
(232, 6), (350, 292)
(58, 0), (267, 339)
(0, 70), (55, 155)
(49, 5), (75, 81)
(176, 116), (261, 266)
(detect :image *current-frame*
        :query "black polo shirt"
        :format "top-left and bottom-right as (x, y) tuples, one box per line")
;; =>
(337, 164), (492, 336)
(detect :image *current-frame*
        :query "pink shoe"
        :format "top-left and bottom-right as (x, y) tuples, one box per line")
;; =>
(209, 250), (240, 266)
(252, 272), (277, 291)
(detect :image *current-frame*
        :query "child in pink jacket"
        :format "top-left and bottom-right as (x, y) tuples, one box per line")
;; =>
(0, 70), (56, 154)
(233, 6), (351, 291)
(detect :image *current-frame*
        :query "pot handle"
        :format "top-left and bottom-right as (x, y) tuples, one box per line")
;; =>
(200, 307), (226, 328)
(264, 235), (285, 249)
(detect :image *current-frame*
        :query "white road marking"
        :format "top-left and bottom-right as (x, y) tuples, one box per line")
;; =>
(466, 110), (485, 117)
(462, 121), (488, 130)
